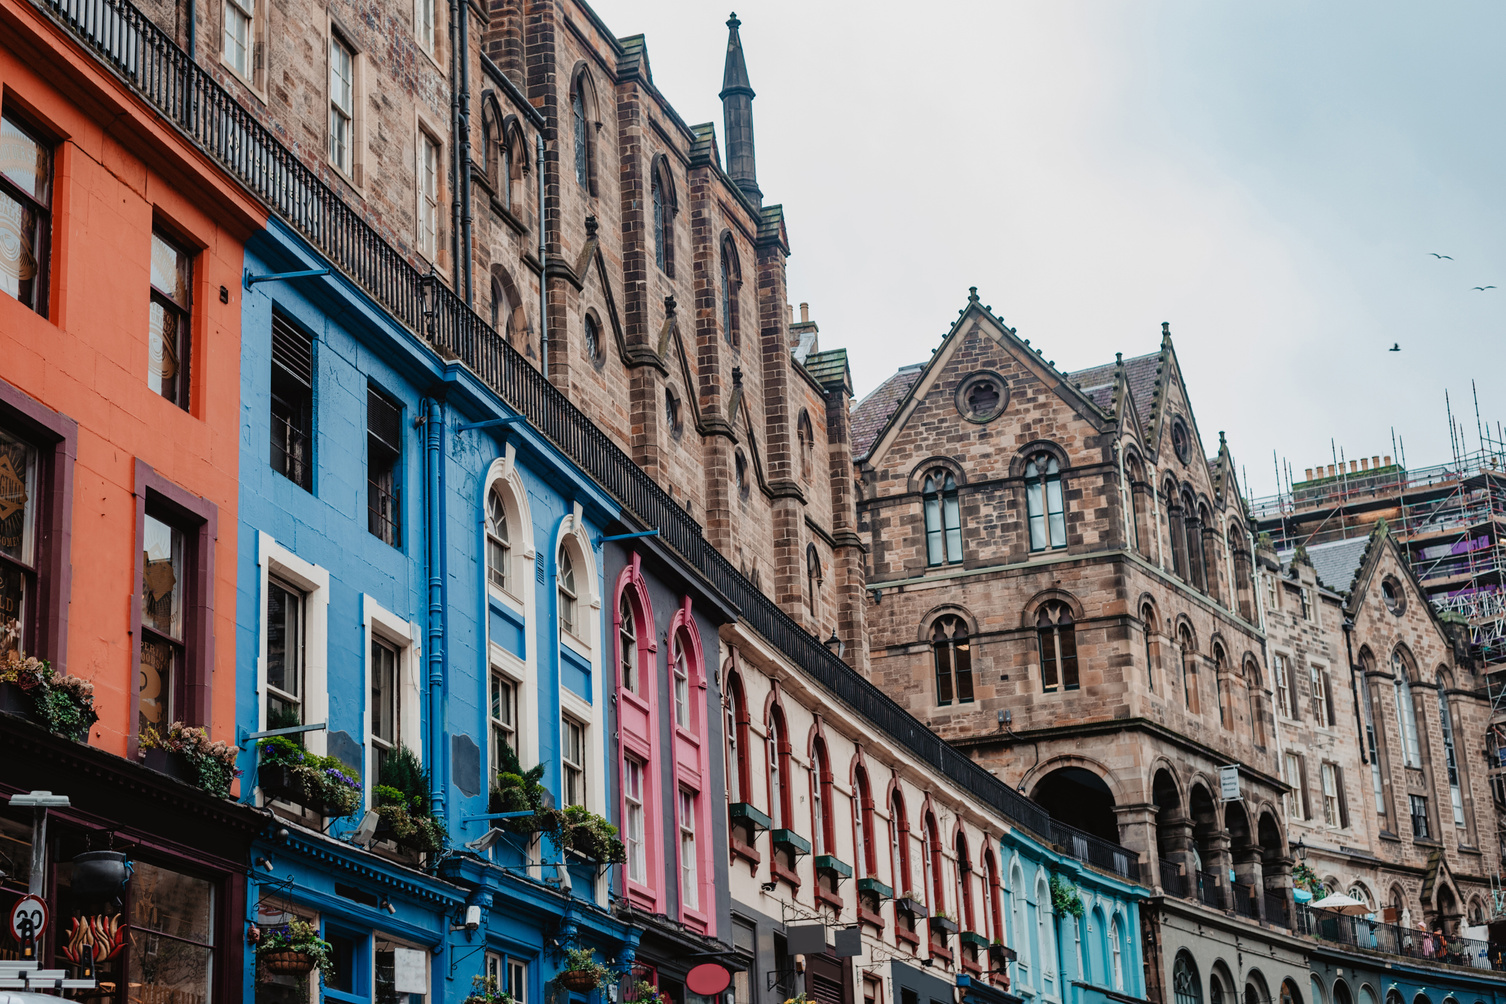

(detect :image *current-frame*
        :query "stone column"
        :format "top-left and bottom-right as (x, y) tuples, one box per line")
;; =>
(1206, 830), (1233, 910)
(1158, 809), (1196, 895)
(1115, 802), (1159, 887)
(1263, 853), (1295, 926)
(1233, 845), (1264, 919)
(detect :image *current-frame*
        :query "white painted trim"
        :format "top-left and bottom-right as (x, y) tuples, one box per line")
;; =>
(361, 593), (421, 806)
(481, 455), (538, 774)
(255, 531), (331, 761)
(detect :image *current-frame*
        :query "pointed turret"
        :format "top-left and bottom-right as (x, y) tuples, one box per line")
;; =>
(720, 13), (762, 205)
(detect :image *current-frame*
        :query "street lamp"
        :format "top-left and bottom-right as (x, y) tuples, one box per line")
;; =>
(824, 631), (844, 659)
(9, 791), (69, 897)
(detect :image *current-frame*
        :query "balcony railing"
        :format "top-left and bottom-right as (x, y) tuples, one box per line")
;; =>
(1263, 892), (1289, 929)
(1298, 906), (1504, 971)
(1158, 859), (1188, 899)
(25, 0), (1150, 885)
(1231, 882), (1258, 920)
(1196, 870), (1225, 910)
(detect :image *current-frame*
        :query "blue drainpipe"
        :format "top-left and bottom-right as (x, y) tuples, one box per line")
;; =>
(425, 398), (447, 823)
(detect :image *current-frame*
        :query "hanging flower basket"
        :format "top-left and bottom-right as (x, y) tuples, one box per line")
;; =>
(559, 970), (599, 993)
(261, 950), (317, 975)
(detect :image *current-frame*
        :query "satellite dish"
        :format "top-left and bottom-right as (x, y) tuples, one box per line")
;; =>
(686, 965), (730, 996)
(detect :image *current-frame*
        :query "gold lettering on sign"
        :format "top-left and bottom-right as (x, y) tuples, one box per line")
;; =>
(0, 453), (25, 522)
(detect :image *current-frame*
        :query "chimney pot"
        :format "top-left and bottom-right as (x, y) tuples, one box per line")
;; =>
(1305, 468), (1314, 481)
(788, 304), (794, 324)
(1350, 460), (1358, 473)
(1327, 464), (1336, 478)
(1360, 457), (1370, 471)
(1374, 455), (1382, 469)
(1384, 455), (1392, 467)
(800, 302), (809, 323)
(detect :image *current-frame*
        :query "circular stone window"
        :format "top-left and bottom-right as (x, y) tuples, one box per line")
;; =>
(1171, 417), (1191, 464)
(1381, 576), (1406, 616)
(955, 371), (1009, 424)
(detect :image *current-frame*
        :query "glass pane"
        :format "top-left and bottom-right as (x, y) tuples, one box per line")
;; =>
(1049, 511), (1067, 548)
(1029, 513), (1047, 551)
(148, 299), (186, 401)
(0, 427), (38, 566)
(266, 582), (301, 699)
(150, 232), (190, 307)
(372, 640), (396, 745)
(142, 515), (184, 637)
(954, 641), (974, 702)
(0, 117), (50, 204)
(1046, 477), (1065, 516)
(129, 930), (212, 1004)
(139, 635), (176, 733)
(933, 644), (954, 705)
(131, 861), (214, 942)
(0, 188), (44, 307)
(0, 562), (24, 659)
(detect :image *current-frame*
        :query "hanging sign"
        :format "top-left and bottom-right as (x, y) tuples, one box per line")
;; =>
(1219, 765), (1242, 802)
(9, 894), (47, 944)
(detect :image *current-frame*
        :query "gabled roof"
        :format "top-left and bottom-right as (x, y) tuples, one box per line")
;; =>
(852, 363), (924, 460)
(1067, 351), (1160, 426)
(1278, 536), (1371, 596)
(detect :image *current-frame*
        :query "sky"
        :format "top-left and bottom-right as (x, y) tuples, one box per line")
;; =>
(585, 0), (1506, 498)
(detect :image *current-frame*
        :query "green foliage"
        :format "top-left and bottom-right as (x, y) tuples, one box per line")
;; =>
(379, 744), (429, 809)
(371, 745), (445, 852)
(140, 721), (242, 797)
(1, 652), (98, 742)
(1049, 875), (1085, 919)
(561, 947), (613, 991)
(256, 738), (363, 818)
(374, 802), (448, 853)
(562, 805), (626, 864)
(488, 744), (565, 836)
(463, 974), (515, 1004)
(266, 705), (304, 740)
(1292, 862), (1324, 896)
(258, 919), (335, 985)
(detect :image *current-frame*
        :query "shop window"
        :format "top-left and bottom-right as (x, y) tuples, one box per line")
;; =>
(0, 426), (40, 660)
(323, 927), (368, 1002)
(486, 953), (527, 1004)
(270, 313), (315, 491)
(148, 228), (193, 410)
(367, 386), (402, 547)
(127, 861), (216, 1004)
(376, 941), (430, 1004)
(0, 113), (52, 315)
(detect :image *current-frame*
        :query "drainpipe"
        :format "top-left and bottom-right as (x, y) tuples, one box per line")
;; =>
(425, 398), (448, 821)
(1343, 617), (1367, 764)
(536, 132), (548, 378)
(186, 0), (195, 59)
(448, 0), (461, 297)
(457, 0), (473, 305)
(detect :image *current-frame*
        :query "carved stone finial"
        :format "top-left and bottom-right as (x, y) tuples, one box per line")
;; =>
(732, 365), (743, 386)
(585, 214), (599, 237)
(968, 286), (979, 303)
(664, 294), (677, 315)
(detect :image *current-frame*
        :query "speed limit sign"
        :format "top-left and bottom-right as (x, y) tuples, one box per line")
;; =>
(9, 894), (46, 944)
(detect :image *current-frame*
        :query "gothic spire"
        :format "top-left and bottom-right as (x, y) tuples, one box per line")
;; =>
(720, 12), (762, 205)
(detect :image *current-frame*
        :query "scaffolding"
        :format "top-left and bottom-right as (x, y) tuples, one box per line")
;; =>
(1251, 441), (1506, 915)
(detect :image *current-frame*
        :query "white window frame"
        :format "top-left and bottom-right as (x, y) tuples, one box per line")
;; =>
(1284, 752), (1306, 822)
(414, 0), (435, 55)
(485, 953), (527, 1004)
(1311, 663), (1330, 727)
(329, 32), (356, 178)
(624, 756), (647, 884)
(1321, 762), (1341, 827)
(222, 0), (254, 81)
(561, 713), (586, 808)
(679, 787), (699, 911)
(1274, 653), (1295, 720)
(256, 533), (330, 760)
(362, 594), (420, 806)
(418, 128), (441, 260)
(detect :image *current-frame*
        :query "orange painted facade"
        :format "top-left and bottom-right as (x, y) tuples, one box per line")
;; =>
(0, 0), (265, 759)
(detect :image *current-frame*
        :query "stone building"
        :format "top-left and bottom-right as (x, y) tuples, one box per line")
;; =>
(853, 293), (1308, 1001)
(1261, 524), (1496, 932)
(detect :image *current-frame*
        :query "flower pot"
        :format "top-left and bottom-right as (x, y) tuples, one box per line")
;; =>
(0, 682), (29, 716)
(71, 850), (130, 903)
(144, 748), (197, 785)
(559, 970), (598, 992)
(261, 950), (317, 975)
(259, 764), (324, 814)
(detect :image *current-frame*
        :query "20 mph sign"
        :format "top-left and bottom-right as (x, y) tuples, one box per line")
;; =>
(9, 894), (47, 944)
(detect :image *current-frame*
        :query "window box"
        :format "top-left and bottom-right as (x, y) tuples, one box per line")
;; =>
(815, 855), (852, 879)
(143, 748), (196, 786)
(729, 802), (773, 831)
(258, 763), (328, 816)
(930, 915), (959, 935)
(0, 683), (29, 717)
(959, 931), (991, 950)
(772, 829), (811, 856)
(857, 877), (893, 900)
(897, 896), (926, 917)
(987, 943), (1017, 965)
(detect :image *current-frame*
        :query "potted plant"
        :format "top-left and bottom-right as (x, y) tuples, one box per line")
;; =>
(562, 805), (626, 864)
(783, 996), (811, 1004)
(896, 891), (926, 917)
(489, 743), (565, 838)
(257, 920), (334, 981)
(140, 722), (242, 798)
(257, 737), (362, 818)
(558, 947), (612, 993)
(463, 974), (515, 1004)
(929, 910), (959, 934)
(628, 982), (669, 1004)
(0, 650), (98, 741)
(372, 744), (447, 853)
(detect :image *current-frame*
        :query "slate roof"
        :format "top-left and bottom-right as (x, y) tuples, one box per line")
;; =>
(803, 348), (849, 391)
(852, 363), (924, 460)
(1279, 536), (1372, 596)
(1066, 351), (1162, 427)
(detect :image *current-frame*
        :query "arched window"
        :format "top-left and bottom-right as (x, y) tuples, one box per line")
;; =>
(1173, 953), (1202, 1004)
(767, 707), (790, 830)
(557, 546), (577, 637)
(797, 412), (814, 483)
(617, 594), (639, 694)
(1184, 495), (1206, 591)
(1142, 602), (1158, 693)
(725, 674), (749, 803)
(671, 628), (694, 732)
(853, 767), (874, 880)
(1109, 915), (1124, 990)
(1036, 873), (1057, 993)
(651, 170), (666, 272)
(983, 849), (1004, 947)
(491, 273), (509, 334)
(811, 739), (833, 856)
(1037, 602), (1079, 693)
(1180, 625), (1199, 714)
(1245, 659), (1265, 747)
(571, 84), (588, 187)
(1010, 865), (1031, 983)
(932, 615), (974, 706)
(1213, 644), (1228, 728)
(1438, 673), (1464, 826)
(1025, 454), (1066, 551)
(890, 791), (911, 898)
(1392, 651), (1421, 767)
(1166, 484), (1188, 580)
(500, 130), (514, 211)
(923, 812), (944, 914)
(806, 545), (822, 622)
(954, 832), (975, 936)
(720, 238), (739, 346)
(923, 470), (962, 566)
(486, 485), (510, 592)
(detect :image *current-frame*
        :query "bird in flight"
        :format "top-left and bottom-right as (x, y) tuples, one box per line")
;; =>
(1390, 343), (1400, 352)
(1474, 285), (1496, 291)
(1430, 253), (1453, 259)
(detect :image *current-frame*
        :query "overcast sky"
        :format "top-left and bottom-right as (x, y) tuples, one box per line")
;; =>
(586, 0), (1506, 498)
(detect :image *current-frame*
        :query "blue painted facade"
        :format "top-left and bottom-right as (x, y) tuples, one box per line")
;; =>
(997, 827), (1147, 1004)
(236, 218), (629, 1004)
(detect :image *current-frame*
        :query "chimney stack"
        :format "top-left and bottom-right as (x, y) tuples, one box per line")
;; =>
(1305, 468), (1314, 481)
(1360, 457), (1369, 471)
(800, 302), (810, 323)
(1383, 455), (1392, 467)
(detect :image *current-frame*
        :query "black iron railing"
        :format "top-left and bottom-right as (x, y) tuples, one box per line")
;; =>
(1231, 882), (1257, 920)
(31, 0), (1144, 884)
(1299, 906), (1505, 971)
(1158, 859), (1188, 899)
(1196, 870), (1225, 909)
(1263, 892), (1289, 928)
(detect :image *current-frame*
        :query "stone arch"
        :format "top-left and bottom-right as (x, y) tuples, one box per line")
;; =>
(1027, 756), (1124, 844)
(567, 61), (602, 195)
(1021, 587), (1085, 626)
(917, 603), (977, 642)
(906, 455), (967, 493)
(1010, 439), (1072, 478)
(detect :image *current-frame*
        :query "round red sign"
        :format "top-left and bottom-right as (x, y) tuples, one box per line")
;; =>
(9, 894), (47, 943)
(685, 964), (731, 997)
